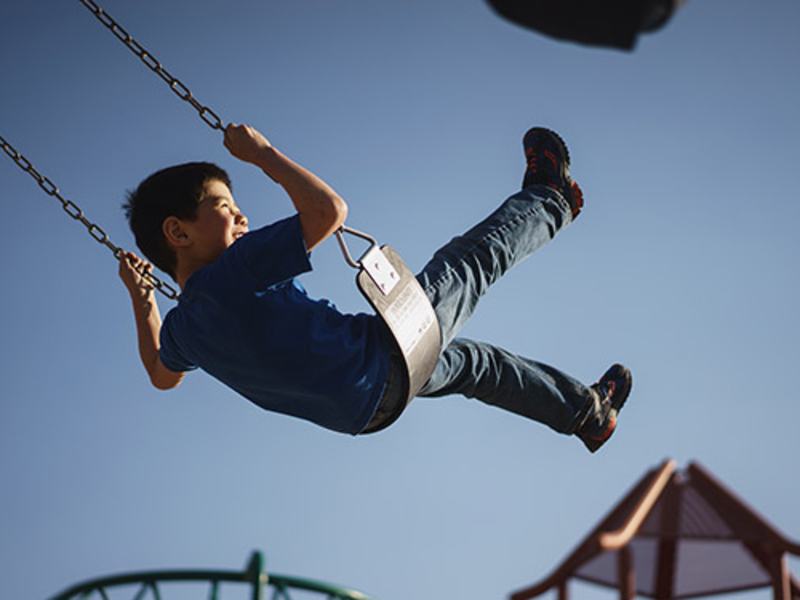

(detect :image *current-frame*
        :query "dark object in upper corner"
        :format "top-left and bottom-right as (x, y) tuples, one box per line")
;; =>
(485, 0), (680, 51)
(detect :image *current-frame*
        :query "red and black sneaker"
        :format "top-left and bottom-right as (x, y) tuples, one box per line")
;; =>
(522, 127), (584, 218)
(576, 364), (633, 453)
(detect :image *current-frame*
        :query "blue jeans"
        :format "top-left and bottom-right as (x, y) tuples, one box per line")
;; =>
(414, 185), (594, 434)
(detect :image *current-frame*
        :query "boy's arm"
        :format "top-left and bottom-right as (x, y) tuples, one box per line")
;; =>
(223, 123), (348, 251)
(119, 252), (185, 390)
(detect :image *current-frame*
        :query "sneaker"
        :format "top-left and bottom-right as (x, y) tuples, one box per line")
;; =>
(522, 127), (584, 218)
(576, 364), (633, 453)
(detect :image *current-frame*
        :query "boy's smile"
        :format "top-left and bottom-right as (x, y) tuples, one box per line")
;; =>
(183, 179), (249, 265)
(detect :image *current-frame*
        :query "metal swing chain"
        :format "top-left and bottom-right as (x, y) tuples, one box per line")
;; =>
(0, 0), (226, 301)
(0, 134), (181, 300)
(2, 2), (226, 299)
(78, 0), (225, 132)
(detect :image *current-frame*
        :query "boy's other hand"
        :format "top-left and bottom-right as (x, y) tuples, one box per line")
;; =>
(119, 251), (155, 297)
(224, 123), (273, 165)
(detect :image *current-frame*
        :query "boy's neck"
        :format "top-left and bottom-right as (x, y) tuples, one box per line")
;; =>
(174, 255), (213, 290)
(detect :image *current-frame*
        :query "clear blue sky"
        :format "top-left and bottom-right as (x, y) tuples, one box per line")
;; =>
(2, 1), (799, 599)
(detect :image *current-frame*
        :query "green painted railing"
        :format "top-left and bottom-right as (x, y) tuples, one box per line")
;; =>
(49, 551), (371, 600)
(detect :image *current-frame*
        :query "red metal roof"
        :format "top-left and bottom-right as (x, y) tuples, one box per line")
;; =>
(511, 460), (800, 600)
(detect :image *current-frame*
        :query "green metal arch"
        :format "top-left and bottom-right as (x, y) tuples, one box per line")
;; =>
(49, 551), (371, 600)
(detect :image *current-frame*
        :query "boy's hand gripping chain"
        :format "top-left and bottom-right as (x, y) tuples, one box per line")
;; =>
(0, 134), (180, 301)
(0, 0), (227, 301)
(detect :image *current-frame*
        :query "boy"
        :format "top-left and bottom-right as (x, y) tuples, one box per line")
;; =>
(119, 123), (632, 452)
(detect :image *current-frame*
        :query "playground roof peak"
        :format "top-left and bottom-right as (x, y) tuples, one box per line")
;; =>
(511, 459), (800, 600)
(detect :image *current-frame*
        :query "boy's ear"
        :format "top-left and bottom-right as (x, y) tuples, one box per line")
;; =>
(163, 216), (191, 248)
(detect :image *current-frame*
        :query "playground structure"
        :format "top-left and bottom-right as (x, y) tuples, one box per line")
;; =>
(49, 551), (370, 600)
(511, 460), (800, 600)
(46, 461), (800, 600)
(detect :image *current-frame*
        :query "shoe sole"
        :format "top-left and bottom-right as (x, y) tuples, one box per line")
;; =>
(523, 127), (583, 217)
(605, 364), (633, 413)
(523, 127), (571, 168)
(580, 364), (632, 453)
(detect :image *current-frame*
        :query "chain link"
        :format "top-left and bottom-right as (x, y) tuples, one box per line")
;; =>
(79, 0), (225, 132)
(0, 0), (227, 301)
(1, 133), (180, 301)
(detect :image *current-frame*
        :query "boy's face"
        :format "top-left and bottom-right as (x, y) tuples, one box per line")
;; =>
(181, 179), (249, 265)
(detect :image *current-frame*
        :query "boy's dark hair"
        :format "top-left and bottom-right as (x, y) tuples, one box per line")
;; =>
(124, 162), (231, 279)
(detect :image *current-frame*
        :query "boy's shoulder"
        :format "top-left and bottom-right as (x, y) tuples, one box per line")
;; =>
(181, 215), (311, 299)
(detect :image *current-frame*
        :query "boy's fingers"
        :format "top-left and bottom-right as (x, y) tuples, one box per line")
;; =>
(224, 123), (240, 139)
(121, 253), (152, 278)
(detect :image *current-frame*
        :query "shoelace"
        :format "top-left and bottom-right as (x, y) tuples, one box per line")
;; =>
(600, 380), (617, 408)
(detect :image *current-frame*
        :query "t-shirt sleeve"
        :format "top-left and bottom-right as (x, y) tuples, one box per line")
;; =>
(159, 310), (199, 373)
(233, 214), (312, 289)
(158, 215), (312, 373)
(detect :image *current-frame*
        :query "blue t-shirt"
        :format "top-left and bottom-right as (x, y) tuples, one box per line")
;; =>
(159, 215), (393, 434)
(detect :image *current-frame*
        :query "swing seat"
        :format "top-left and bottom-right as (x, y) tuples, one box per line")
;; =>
(336, 228), (441, 431)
